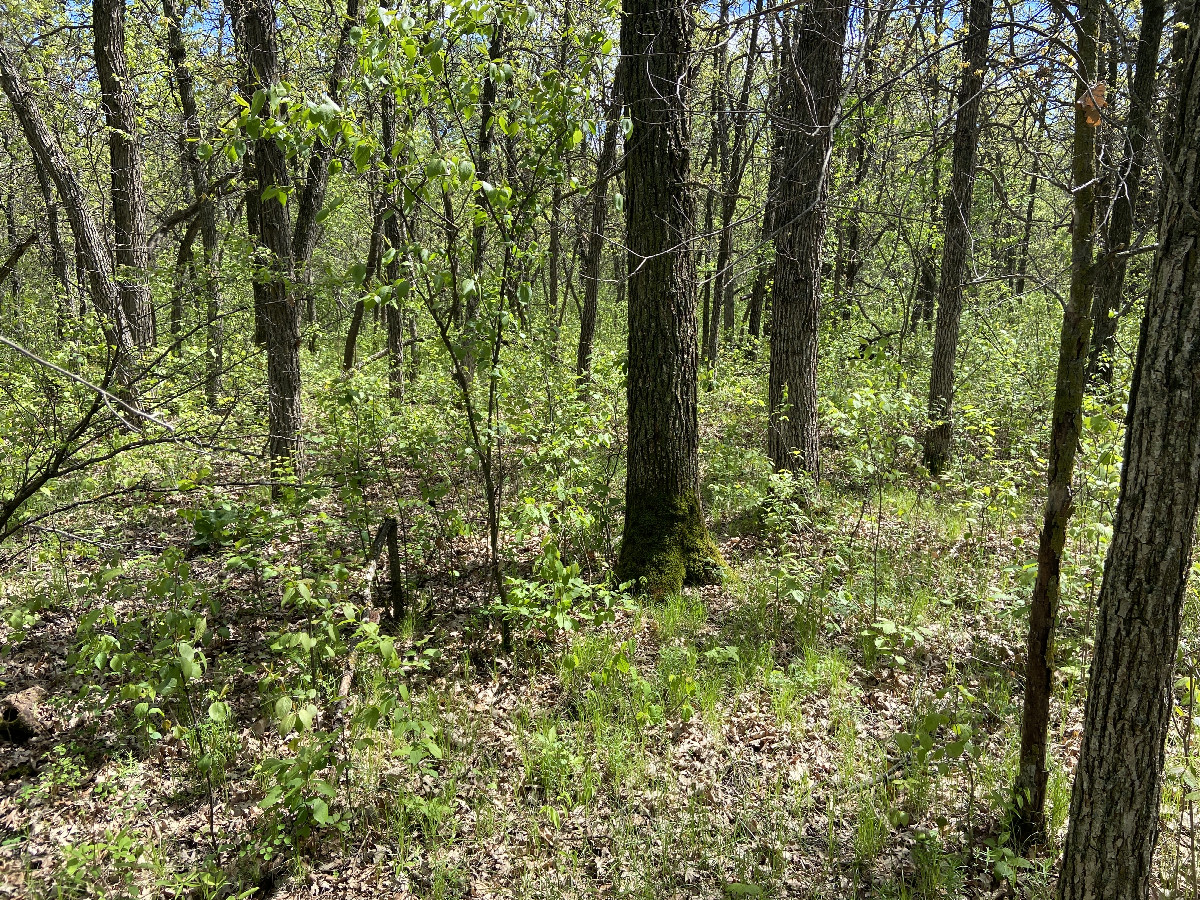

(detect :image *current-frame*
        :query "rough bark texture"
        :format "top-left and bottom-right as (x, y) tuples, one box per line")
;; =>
(1058, 18), (1200, 897)
(94, 0), (154, 348)
(0, 43), (137, 393)
(231, 0), (302, 482)
(616, 0), (722, 597)
(1011, 0), (1098, 844)
(766, 0), (849, 476)
(163, 0), (223, 405)
(1085, 0), (1166, 385)
(922, 0), (992, 475)
(576, 74), (622, 379)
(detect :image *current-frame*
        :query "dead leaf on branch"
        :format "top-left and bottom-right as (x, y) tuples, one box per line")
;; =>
(1077, 82), (1108, 127)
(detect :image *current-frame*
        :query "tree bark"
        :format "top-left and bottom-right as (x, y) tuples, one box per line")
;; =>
(94, 0), (154, 348)
(0, 43), (137, 395)
(921, 0), (992, 475)
(1011, 0), (1099, 844)
(616, 0), (722, 597)
(1058, 17), (1200, 897)
(230, 0), (302, 484)
(1084, 0), (1166, 386)
(766, 0), (850, 477)
(163, 0), (223, 405)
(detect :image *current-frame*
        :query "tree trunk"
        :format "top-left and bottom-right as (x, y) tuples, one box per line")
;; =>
(1085, 0), (1166, 386)
(163, 0), (223, 405)
(1058, 19), (1200, 896)
(31, 154), (75, 327)
(576, 72), (622, 379)
(921, 0), (992, 475)
(1010, 0), (1099, 844)
(766, 0), (850, 477)
(616, 0), (722, 597)
(94, 0), (154, 348)
(231, 0), (302, 484)
(0, 44), (137, 395)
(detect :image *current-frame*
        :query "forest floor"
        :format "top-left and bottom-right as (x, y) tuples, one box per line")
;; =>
(0, 447), (1195, 900)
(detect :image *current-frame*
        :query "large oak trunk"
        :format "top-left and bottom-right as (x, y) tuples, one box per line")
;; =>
(616, 0), (722, 597)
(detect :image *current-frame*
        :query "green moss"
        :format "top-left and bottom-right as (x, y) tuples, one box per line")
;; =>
(616, 490), (726, 598)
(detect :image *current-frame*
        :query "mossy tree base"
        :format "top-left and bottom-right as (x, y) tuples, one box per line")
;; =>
(616, 491), (725, 598)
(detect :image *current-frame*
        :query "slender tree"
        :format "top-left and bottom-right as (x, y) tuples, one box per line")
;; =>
(766, 0), (851, 476)
(163, 0), (223, 405)
(616, 0), (723, 596)
(576, 70), (623, 379)
(922, 0), (992, 474)
(1085, 0), (1166, 385)
(1058, 15), (1200, 896)
(1010, 0), (1099, 844)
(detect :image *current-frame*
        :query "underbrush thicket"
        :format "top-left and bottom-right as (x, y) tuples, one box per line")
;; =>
(2, 300), (1198, 900)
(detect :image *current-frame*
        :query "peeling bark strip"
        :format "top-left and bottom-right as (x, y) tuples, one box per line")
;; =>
(94, 0), (154, 348)
(0, 43), (138, 397)
(615, 0), (722, 597)
(922, 0), (992, 475)
(1011, 0), (1099, 844)
(1059, 13), (1200, 898)
(766, 0), (850, 477)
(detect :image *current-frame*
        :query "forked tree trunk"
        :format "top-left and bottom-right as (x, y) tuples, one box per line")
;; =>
(1085, 0), (1166, 385)
(616, 0), (722, 597)
(1059, 18), (1200, 896)
(922, 0), (992, 475)
(230, 0), (302, 484)
(766, 0), (850, 477)
(1010, 0), (1099, 845)
(94, 0), (154, 348)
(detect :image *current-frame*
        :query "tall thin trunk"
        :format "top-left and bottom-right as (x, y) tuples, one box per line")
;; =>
(31, 154), (75, 327)
(164, 0), (223, 404)
(0, 44), (137, 396)
(616, 0), (722, 597)
(381, 86), (406, 398)
(576, 70), (623, 379)
(699, 188), (716, 363)
(230, 0), (302, 484)
(94, 0), (154, 348)
(1010, 0), (1099, 844)
(715, 0), (764, 349)
(1085, 0), (1166, 385)
(921, 0), (992, 475)
(766, 0), (850, 477)
(1059, 18), (1200, 896)
(466, 24), (504, 327)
